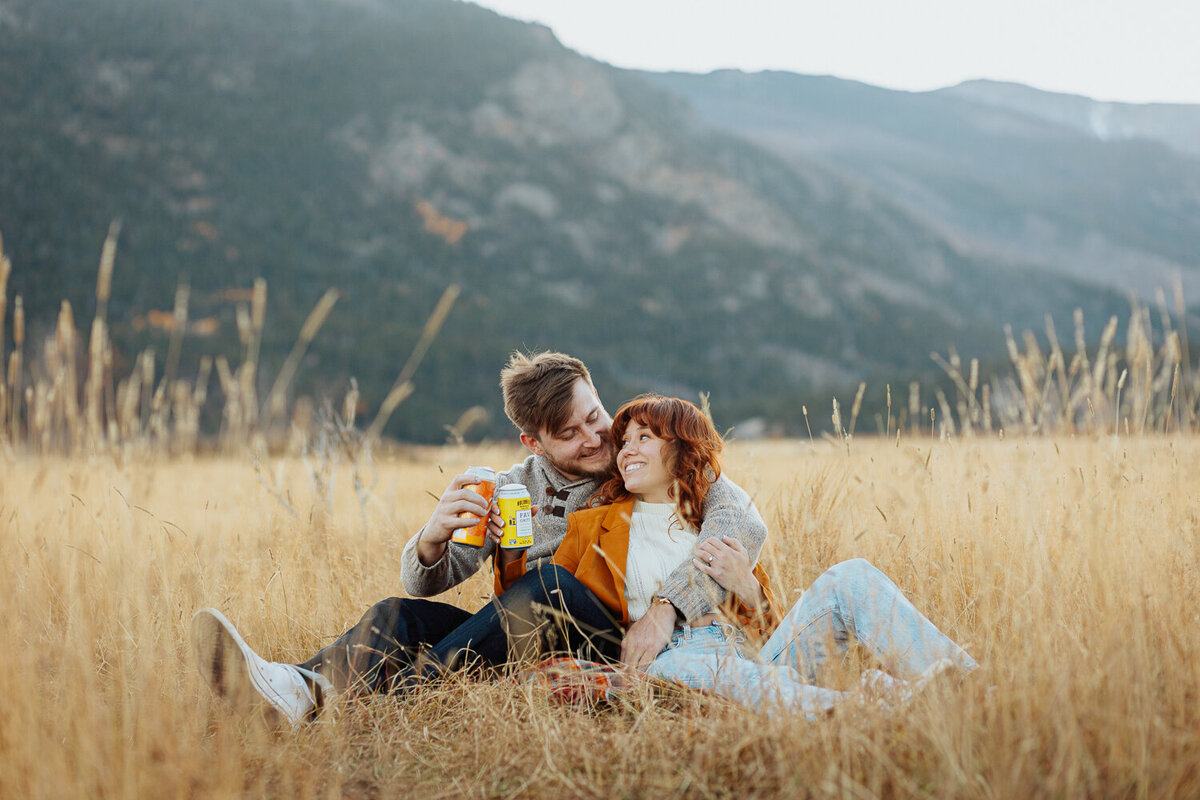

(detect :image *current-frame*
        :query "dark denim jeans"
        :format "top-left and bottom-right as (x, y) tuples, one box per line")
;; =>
(298, 564), (622, 694)
(296, 597), (473, 694)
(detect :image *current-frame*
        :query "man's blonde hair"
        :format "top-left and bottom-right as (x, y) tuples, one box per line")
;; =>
(500, 351), (594, 436)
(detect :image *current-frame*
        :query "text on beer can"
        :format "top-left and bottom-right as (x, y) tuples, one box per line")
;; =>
(496, 483), (533, 549)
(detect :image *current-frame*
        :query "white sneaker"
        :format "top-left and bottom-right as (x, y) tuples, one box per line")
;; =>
(913, 657), (962, 692)
(191, 608), (333, 727)
(859, 669), (915, 707)
(858, 658), (973, 712)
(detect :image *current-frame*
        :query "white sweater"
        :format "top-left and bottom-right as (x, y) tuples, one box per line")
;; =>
(623, 501), (698, 621)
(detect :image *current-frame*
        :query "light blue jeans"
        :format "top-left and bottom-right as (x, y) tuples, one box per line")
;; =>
(645, 558), (979, 718)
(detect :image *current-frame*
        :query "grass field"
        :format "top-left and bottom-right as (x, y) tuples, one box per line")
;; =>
(3, 433), (1199, 799)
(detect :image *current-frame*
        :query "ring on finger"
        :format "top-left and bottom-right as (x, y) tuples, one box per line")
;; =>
(707, 554), (714, 563)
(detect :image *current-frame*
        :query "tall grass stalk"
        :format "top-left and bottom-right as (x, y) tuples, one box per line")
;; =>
(932, 302), (1199, 438)
(364, 283), (460, 445)
(2, 226), (1198, 453)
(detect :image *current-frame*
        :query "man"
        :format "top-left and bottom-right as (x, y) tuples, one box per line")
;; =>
(192, 351), (767, 725)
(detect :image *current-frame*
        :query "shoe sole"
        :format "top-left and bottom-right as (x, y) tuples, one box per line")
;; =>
(191, 607), (297, 726)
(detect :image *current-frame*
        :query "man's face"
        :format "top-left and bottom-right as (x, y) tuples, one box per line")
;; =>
(521, 379), (615, 481)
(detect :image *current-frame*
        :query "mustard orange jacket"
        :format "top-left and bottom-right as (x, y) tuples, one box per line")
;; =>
(496, 498), (779, 636)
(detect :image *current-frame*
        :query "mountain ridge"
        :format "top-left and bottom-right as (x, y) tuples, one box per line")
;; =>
(0, 0), (1171, 441)
(938, 78), (1200, 156)
(642, 69), (1200, 306)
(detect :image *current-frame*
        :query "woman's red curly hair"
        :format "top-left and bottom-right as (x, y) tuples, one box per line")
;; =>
(590, 394), (723, 530)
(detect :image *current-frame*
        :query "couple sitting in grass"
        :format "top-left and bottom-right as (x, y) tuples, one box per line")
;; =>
(193, 352), (976, 724)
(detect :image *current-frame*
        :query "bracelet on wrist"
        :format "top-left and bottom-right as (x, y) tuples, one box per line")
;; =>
(653, 595), (684, 621)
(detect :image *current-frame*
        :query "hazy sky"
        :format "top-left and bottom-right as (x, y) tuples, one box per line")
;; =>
(470, 0), (1200, 105)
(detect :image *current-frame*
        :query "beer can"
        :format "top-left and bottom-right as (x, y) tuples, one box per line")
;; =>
(496, 483), (533, 549)
(450, 466), (497, 547)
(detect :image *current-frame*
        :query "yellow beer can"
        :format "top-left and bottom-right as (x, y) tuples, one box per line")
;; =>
(496, 483), (533, 549)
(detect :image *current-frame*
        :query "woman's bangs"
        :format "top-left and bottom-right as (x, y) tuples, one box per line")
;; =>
(617, 403), (664, 440)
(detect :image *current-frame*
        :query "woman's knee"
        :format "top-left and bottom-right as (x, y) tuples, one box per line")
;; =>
(826, 557), (877, 582)
(806, 558), (883, 600)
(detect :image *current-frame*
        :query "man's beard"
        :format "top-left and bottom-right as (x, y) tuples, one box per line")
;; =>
(575, 459), (615, 481)
(554, 442), (615, 481)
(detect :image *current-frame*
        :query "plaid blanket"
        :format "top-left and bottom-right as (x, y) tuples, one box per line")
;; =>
(517, 657), (650, 705)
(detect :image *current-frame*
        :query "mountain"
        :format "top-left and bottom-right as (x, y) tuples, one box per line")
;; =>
(0, 0), (1154, 441)
(938, 79), (1200, 158)
(640, 70), (1200, 307)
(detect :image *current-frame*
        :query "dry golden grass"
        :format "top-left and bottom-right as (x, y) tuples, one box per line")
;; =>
(4, 434), (1200, 799)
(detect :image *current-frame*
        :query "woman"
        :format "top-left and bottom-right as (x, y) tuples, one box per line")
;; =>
(502, 394), (978, 717)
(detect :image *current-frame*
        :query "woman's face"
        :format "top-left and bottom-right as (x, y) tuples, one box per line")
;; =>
(616, 420), (673, 504)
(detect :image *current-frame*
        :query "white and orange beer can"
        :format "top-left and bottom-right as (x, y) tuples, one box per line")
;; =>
(497, 483), (533, 549)
(450, 466), (497, 547)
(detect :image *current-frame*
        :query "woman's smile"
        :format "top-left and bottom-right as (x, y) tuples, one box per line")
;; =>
(618, 421), (672, 503)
